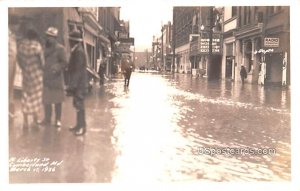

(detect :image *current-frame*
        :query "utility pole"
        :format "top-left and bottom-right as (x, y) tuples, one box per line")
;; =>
(161, 24), (164, 71)
(207, 6), (214, 80)
(172, 7), (176, 73)
(146, 49), (149, 68)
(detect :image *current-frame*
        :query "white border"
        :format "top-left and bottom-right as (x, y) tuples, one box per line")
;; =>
(1, 0), (299, 191)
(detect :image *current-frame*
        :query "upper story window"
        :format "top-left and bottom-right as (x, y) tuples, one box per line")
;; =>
(243, 6), (251, 25)
(268, 6), (282, 16)
(232, 7), (237, 17)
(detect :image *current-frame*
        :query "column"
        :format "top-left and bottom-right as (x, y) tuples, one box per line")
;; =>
(242, 40), (246, 66)
(232, 42), (236, 80)
(251, 38), (255, 61)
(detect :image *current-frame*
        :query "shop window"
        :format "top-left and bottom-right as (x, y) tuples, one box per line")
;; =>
(256, 12), (263, 23)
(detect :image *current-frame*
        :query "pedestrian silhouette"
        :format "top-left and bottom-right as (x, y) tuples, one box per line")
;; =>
(240, 64), (247, 85)
(121, 55), (134, 87)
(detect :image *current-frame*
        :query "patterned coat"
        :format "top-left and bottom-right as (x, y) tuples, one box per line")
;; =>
(43, 43), (67, 104)
(17, 39), (44, 114)
(66, 43), (88, 98)
(9, 31), (17, 100)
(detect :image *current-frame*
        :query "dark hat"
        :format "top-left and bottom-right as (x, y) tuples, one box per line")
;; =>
(69, 29), (83, 42)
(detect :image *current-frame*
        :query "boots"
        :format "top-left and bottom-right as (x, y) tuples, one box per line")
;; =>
(71, 109), (86, 136)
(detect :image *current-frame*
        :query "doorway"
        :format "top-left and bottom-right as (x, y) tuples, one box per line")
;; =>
(225, 56), (233, 79)
(265, 52), (283, 86)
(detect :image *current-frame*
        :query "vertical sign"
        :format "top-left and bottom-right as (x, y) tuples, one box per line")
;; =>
(199, 33), (221, 54)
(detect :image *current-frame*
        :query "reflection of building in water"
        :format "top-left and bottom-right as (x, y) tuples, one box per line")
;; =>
(259, 86), (265, 105)
(281, 90), (287, 109)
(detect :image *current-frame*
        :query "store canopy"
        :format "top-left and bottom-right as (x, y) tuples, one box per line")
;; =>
(98, 34), (110, 45)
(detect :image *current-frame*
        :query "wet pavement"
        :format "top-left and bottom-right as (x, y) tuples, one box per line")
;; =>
(9, 71), (290, 183)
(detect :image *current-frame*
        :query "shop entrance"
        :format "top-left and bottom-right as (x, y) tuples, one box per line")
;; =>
(265, 52), (283, 85)
(209, 55), (222, 80)
(225, 56), (233, 79)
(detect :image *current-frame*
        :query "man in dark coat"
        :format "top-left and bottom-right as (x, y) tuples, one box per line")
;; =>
(240, 64), (247, 85)
(98, 60), (106, 86)
(41, 27), (67, 127)
(121, 55), (134, 87)
(66, 29), (88, 136)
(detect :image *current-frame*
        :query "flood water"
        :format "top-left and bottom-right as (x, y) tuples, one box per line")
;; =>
(9, 72), (290, 183)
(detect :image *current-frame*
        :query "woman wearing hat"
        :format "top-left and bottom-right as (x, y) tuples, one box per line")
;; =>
(66, 29), (88, 136)
(40, 27), (67, 128)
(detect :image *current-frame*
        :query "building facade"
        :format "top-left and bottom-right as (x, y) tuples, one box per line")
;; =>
(172, 6), (290, 86)
(173, 7), (196, 74)
(161, 22), (173, 72)
(222, 6), (290, 86)
(173, 6), (223, 78)
(98, 7), (121, 76)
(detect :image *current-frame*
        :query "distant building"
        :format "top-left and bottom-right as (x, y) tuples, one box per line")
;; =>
(98, 8), (134, 74)
(173, 7), (196, 74)
(98, 7), (121, 76)
(161, 22), (173, 72)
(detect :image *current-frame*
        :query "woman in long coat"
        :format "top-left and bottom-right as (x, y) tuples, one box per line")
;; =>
(42, 27), (67, 127)
(17, 28), (44, 129)
(9, 29), (17, 119)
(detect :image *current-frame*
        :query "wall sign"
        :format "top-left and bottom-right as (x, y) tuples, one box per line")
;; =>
(264, 38), (279, 47)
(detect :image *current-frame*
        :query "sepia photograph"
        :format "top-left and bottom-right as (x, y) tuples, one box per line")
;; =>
(2, 0), (300, 190)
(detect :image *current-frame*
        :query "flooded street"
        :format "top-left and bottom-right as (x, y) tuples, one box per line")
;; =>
(9, 72), (290, 183)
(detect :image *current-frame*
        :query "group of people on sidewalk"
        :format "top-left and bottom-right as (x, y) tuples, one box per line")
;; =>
(9, 25), (88, 136)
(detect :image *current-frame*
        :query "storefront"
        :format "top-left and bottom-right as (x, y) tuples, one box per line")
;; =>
(261, 34), (290, 86)
(234, 22), (263, 84)
(175, 44), (190, 74)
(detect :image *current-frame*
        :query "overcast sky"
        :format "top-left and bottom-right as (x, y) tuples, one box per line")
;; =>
(120, 0), (173, 52)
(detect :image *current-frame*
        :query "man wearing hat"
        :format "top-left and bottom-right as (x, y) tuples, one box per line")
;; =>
(41, 27), (67, 128)
(66, 29), (88, 136)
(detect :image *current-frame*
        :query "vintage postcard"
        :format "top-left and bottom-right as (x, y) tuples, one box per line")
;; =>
(2, 0), (300, 191)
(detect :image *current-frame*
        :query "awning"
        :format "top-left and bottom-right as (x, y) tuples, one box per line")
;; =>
(98, 34), (110, 45)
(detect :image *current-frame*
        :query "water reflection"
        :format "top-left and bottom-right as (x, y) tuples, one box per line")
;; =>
(109, 73), (290, 182)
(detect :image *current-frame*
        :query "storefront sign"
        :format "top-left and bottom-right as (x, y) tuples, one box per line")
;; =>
(264, 38), (279, 47)
(189, 32), (222, 56)
(254, 48), (274, 54)
(119, 32), (129, 39)
(200, 33), (221, 53)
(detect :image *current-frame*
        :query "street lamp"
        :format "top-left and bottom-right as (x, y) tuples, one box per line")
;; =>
(200, 24), (205, 31)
